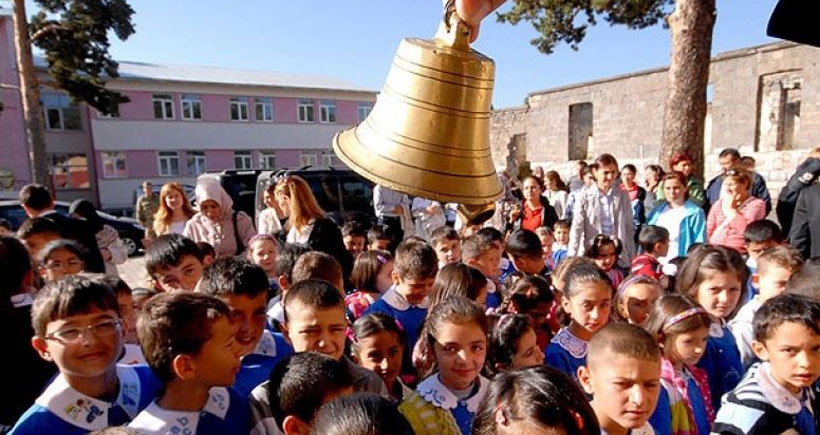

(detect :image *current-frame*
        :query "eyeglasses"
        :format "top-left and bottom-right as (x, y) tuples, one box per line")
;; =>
(42, 259), (84, 271)
(44, 319), (122, 343)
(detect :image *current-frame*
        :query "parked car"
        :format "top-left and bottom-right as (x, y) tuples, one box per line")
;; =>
(0, 200), (146, 256)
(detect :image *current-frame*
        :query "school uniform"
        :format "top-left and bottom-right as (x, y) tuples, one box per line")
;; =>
(364, 286), (428, 350)
(484, 279), (501, 309)
(233, 330), (293, 397)
(697, 323), (744, 412)
(400, 374), (489, 435)
(544, 328), (587, 382)
(10, 365), (161, 435)
(712, 362), (818, 435)
(128, 387), (249, 435)
(657, 358), (713, 435)
(602, 423), (655, 435)
(552, 245), (568, 266)
(728, 299), (762, 369)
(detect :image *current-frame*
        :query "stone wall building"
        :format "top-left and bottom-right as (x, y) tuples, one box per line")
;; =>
(491, 41), (820, 199)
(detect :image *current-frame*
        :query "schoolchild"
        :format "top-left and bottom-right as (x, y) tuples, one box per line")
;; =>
(578, 323), (663, 435)
(461, 231), (504, 309)
(614, 275), (663, 326)
(742, 220), (785, 303)
(497, 275), (555, 351)
(16, 216), (60, 259)
(364, 240), (438, 351)
(311, 393), (411, 435)
(712, 294), (820, 435)
(10, 276), (160, 434)
(266, 243), (310, 331)
(586, 234), (625, 288)
(545, 262), (613, 382)
(145, 233), (205, 293)
(196, 257), (293, 396)
(472, 365), (600, 434)
(645, 294), (714, 435)
(341, 221), (367, 259)
(631, 225), (670, 283)
(486, 314), (545, 375)
(195, 241), (216, 267)
(351, 313), (412, 401)
(95, 275), (144, 365)
(506, 229), (551, 278)
(552, 219), (571, 265)
(367, 224), (392, 252)
(246, 234), (279, 296)
(676, 245), (747, 410)
(730, 245), (802, 368)
(429, 263), (488, 308)
(291, 250), (345, 292)
(431, 226), (462, 269)
(37, 239), (87, 284)
(535, 226), (556, 269)
(346, 250), (394, 320)
(400, 297), (490, 435)
(128, 292), (248, 435)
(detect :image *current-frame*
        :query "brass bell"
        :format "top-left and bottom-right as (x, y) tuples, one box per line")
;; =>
(332, 10), (503, 211)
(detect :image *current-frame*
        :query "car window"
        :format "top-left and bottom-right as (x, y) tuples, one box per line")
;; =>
(306, 175), (341, 212)
(0, 207), (29, 231)
(221, 175), (258, 217)
(339, 176), (373, 212)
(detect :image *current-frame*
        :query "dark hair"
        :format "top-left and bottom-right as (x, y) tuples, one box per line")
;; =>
(476, 227), (504, 244)
(145, 234), (204, 276)
(366, 224), (390, 245)
(37, 239), (87, 265)
(31, 274), (120, 337)
(587, 323), (661, 366)
(429, 263), (487, 308)
(552, 257), (595, 293)
(644, 294), (712, 349)
(198, 257), (270, 299)
(645, 164), (665, 178)
(521, 175), (545, 191)
(341, 221), (367, 238)
(638, 225), (670, 253)
(137, 292), (230, 383)
(622, 164), (637, 174)
(268, 352), (353, 431)
(292, 251), (343, 288)
(420, 297), (488, 378)
(16, 217), (60, 239)
(195, 241), (216, 259)
(503, 275), (554, 313)
(19, 184), (52, 211)
(68, 199), (104, 233)
(563, 262), (613, 299)
(430, 226), (459, 247)
(311, 393), (411, 435)
(96, 275), (132, 298)
(786, 262), (820, 300)
(461, 232), (498, 261)
(545, 171), (568, 192)
(753, 293), (820, 342)
(506, 229), (542, 259)
(275, 243), (311, 286)
(744, 220), (785, 245)
(585, 234), (622, 260)
(393, 240), (437, 280)
(676, 245), (747, 316)
(719, 148), (741, 160)
(487, 314), (534, 374)
(350, 313), (406, 353)
(662, 170), (688, 189)
(350, 250), (392, 294)
(283, 279), (345, 323)
(594, 153), (619, 168)
(473, 366), (600, 434)
(0, 218), (10, 231)
(0, 235), (33, 300)
(553, 219), (571, 231)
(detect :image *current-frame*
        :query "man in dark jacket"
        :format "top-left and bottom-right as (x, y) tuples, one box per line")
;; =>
(19, 184), (105, 273)
(776, 152), (820, 235)
(705, 148), (771, 214)
(789, 184), (820, 260)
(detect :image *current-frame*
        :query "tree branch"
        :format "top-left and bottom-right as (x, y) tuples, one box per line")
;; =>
(30, 23), (62, 42)
(0, 83), (21, 90)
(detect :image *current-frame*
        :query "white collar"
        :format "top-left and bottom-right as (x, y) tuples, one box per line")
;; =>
(602, 422), (655, 435)
(381, 287), (428, 311)
(130, 387), (232, 434)
(416, 374), (489, 412)
(10, 293), (34, 308)
(486, 279), (498, 294)
(755, 362), (806, 414)
(709, 321), (726, 338)
(35, 365), (143, 431)
(553, 328), (588, 359)
(250, 330), (278, 358)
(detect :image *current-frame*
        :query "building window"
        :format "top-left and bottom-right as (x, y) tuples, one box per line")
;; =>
(153, 94), (174, 119)
(234, 151), (253, 169)
(230, 97), (249, 121)
(50, 154), (89, 189)
(97, 107), (120, 118)
(158, 151), (180, 177)
(255, 97), (273, 122)
(322, 154), (341, 167)
(186, 151), (207, 175)
(320, 100), (336, 124)
(259, 151), (277, 170)
(182, 94), (202, 120)
(101, 152), (127, 178)
(297, 100), (314, 123)
(42, 93), (81, 131)
(300, 152), (317, 167)
(357, 103), (372, 122)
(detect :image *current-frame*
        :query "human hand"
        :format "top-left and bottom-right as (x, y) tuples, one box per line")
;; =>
(393, 205), (403, 215)
(450, 0), (509, 42)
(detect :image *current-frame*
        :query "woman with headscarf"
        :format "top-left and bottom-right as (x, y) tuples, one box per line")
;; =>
(69, 199), (128, 276)
(183, 180), (256, 258)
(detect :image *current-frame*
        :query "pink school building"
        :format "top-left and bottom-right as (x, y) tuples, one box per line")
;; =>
(0, 4), (376, 212)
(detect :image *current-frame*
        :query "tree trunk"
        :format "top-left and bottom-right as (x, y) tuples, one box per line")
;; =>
(660, 0), (716, 180)
(12, 0), (49, 187)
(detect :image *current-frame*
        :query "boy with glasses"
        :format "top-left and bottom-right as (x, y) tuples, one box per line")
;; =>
(10, 275), (160, 434)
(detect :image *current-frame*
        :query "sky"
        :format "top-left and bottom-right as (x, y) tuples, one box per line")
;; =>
(29, 0), (780, 109)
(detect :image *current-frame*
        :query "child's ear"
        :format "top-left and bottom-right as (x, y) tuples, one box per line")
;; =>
(281, 321), (292, 344)
(751, 274), (760, 286)
(751, 340), (770, 362)
(277, 275), (289, 292)
(391, 270), (400, 285)
(560, 295), (572, 314)
(171, 354), (196, 380)
(282, 415), (310, 435)
(577, 366), (594, 395)
(465, 258), (477, 267)
(656, 332), (666, 350)
(31, 337), (53, 361)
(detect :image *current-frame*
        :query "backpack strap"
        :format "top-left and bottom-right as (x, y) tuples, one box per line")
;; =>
(233, 210), (242, 255)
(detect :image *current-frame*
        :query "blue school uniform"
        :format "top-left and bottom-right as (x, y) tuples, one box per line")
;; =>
(364, 286), (427, 350)
(402, 374), (489, 435)
(233, 330), (293, 396)
(544, 328), (587, 382)
(697, 322), (744, 411)
(686, 373), (711, 435)
(10, 365), (161, 435)
(485, 279), (501, 309)
(552, 247), (568, 266)
(648, 387), (672, 435)
(128, 386), (249, 435)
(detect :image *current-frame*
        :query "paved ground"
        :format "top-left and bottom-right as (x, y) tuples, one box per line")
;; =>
(117, 254), (152, 289)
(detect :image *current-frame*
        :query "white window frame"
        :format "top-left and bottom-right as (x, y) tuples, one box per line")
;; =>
(357, 103), (373, 122)
(322, 154), (338, 167)
(259, 151), (277, 170)
(300, 152), (317, 167)
(101, 152), (127, 178)
(255, 97), (273, 122)
(297, 99), (314, 123)
(157, 151), (180, 177)
(152, 94), (174, 120)
(42, 93), (81, 131)
(230, 97), (249, 121)
(181, 94), (202, 120)
(186, 151), (207, 175)
(319, 100), (336, 124)
(234, 151), (253, 170)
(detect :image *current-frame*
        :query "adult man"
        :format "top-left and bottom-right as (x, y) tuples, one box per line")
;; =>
(19, 184), (105, 272)
(705, 148), (771, 214)
(135, 180), (159, 238)
(789, 183), (820, 259)
(776, 148), (820, 235)
(568, 154), (636, 267)
(373, 184), (411, 250)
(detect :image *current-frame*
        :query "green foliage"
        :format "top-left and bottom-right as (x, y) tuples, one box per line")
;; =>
(30, 0), (135, 114)
(497, 0), (674, 54)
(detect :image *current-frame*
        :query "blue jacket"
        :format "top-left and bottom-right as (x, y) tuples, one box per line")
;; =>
(647, 200), (706, 257)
